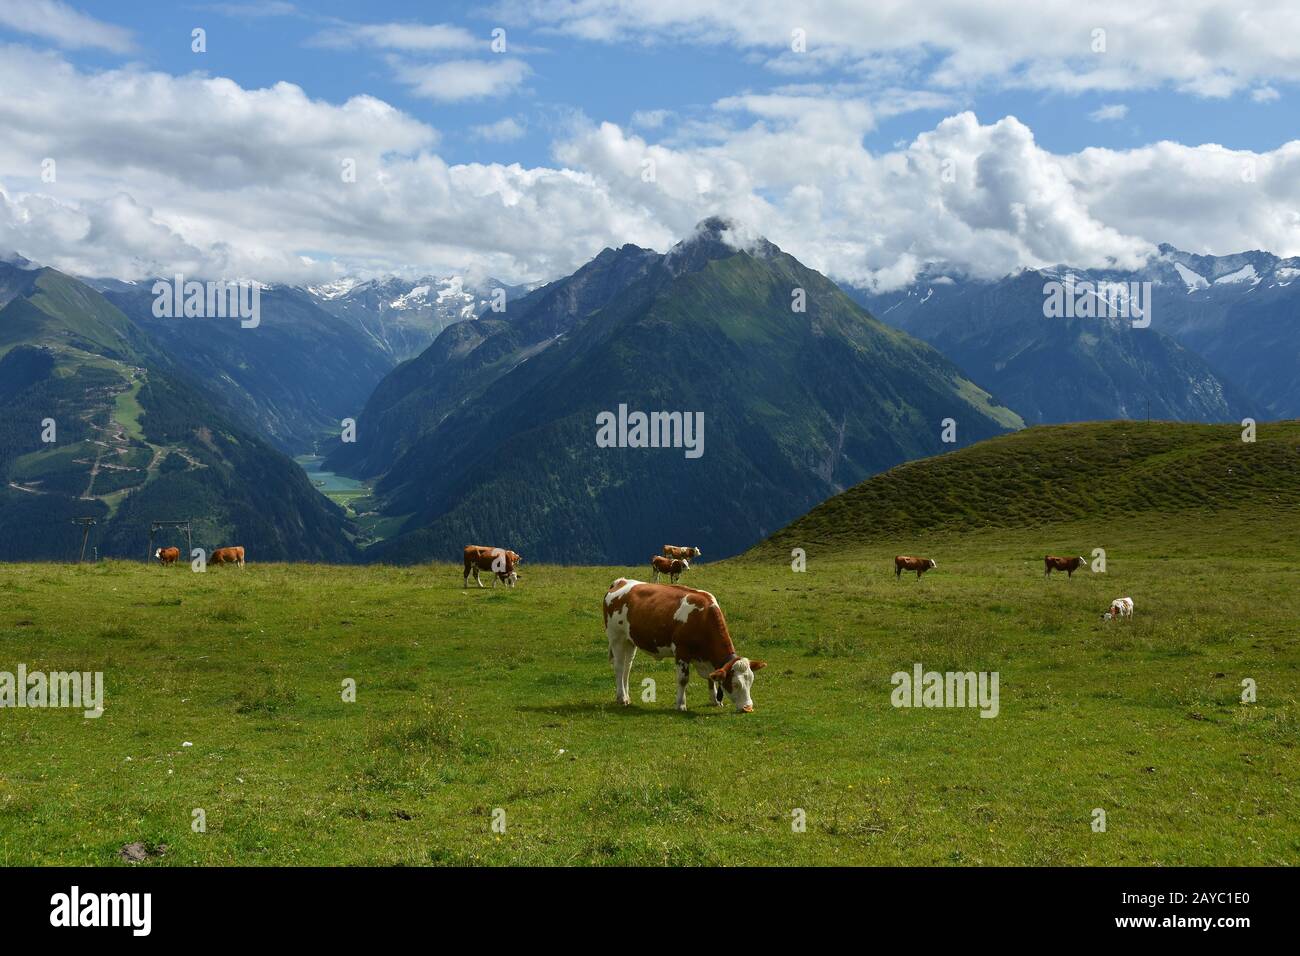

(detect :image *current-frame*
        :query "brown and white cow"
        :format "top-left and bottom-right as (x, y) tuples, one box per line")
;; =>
(895, 555), (937, 579)
(663, 545), (701, 560)
(211, 546), (245, 567)
(154, 546), (181, 566)
(650, 555), (689, 583)
(603, 578), (767, 713)
(1044, 555), (1088, 578)
(1102, 597), (1134, 621)
(463, 545), (520, 588)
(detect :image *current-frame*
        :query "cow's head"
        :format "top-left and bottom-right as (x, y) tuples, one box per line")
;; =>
(928, 559), (937, 569)
(1102, 610), (1114, 621)
(154, 548), (162, 559)
(506, 571), (519, 587)
(679, 559), (690, 571)
(692, 547), (702, 558)
(709, 657), (768, 713)
(1077, 556), (1088, 568)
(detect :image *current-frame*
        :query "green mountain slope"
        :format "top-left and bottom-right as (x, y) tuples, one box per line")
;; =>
(327, 218), (1023, 564)
(0, 264), (357, 562)
(756, 419), (1300, 555)
(98, 282), (394, 454)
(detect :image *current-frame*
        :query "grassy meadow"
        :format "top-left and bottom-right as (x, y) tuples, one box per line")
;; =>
(0, 503), (1296, 866)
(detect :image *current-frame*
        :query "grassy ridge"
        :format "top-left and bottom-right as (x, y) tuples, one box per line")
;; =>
(759, 420), (1300, 554)
(0, 504), (1295, 865)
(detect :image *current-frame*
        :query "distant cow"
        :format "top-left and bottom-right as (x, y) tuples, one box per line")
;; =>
(603, 578), (766, 713)
(663, 545), (701, 560)
(1045, 555), (1088, 578)
(650, 555), (689, 583)
(1103, 597), (1134, 622)
(463, 545), (520, 588)
(154, 546), (180, 566)
(210, 546), (245, 567)
(895, 555), (937, 579)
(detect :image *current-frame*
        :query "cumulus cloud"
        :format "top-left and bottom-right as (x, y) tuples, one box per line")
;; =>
(1, 48), (1298, 291)
(493, 0), (1300, 98)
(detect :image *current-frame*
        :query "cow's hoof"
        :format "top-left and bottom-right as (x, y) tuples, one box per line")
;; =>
(677, 704), (687, 712)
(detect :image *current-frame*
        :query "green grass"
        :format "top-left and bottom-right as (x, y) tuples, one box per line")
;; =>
(0, 508), (1295, 866)
(1, 421), (1296, 866)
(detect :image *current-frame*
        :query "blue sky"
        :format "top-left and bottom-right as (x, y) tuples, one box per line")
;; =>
(1, 1), (1297, 286)
(57, 0), (1293, 164)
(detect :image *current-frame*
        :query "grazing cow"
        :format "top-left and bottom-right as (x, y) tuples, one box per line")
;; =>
(895, 555), (937, 579)
(663, 545), (701, 560)
(154, 546), (180, 566)
(603, 579), (767, 713)
(210, 546), (245, 568)
(1103, 597), (1134, 622)
(650, 555), (689, 583)
(463, 545), (520, 588)
(1044, 555), (1088, 578)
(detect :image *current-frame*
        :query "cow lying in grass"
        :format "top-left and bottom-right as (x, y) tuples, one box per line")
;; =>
(650, 555), (689, 583)
(895, 555), (936, 579)
(1045, 555), (1088, 577)
(603, 579), (767, 713)
(1103, 597), (1134, 621)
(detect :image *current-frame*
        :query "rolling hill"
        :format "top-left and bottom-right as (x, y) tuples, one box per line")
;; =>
(326, 217), (1024, 564)
(0, 262), (357, 562)
(756, 419), (1300, 555)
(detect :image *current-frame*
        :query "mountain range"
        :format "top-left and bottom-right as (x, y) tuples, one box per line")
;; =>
(0, 260), (355, 562)
(2, 226), (1295, 565)
(851, 244), (1298, 424)
(323, 217), (1023, 563)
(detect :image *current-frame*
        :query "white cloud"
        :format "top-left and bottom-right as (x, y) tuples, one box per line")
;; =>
(1088, 104), (1128, 122)
(1, 48), (1298, 292)
(631, 109), (672, 129)
(388, 57), (531, 102)
(308, 21), (479, 52)
(1251, 85), (1280, 102)
(471, 117), (526, 141)
(0, 0), (132, 53)
(494, 0), (1300, 98)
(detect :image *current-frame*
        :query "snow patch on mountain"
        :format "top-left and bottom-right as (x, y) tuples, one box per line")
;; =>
(1214, 264), (1260, 285)
(1173, 262), (1209, 292)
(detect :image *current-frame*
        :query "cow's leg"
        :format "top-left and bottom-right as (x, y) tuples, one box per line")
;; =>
(463, 563), (470, 587)
(675, 659), (690, 711)
(610, 642), (636, 706)
(694, 661), (724, 705)
(895, 565), (901, 579)
(475, 568), (485, 588)
(606, 611), (635, 706)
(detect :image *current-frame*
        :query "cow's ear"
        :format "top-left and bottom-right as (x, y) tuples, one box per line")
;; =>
(750, 660), (768, 671)
(708, 668), (726, 681)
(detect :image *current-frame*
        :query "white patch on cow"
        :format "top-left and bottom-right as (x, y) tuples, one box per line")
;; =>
(605, 578), (640, 607)
(673, 596), (700, 623)
(603, 574), (639, 606)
